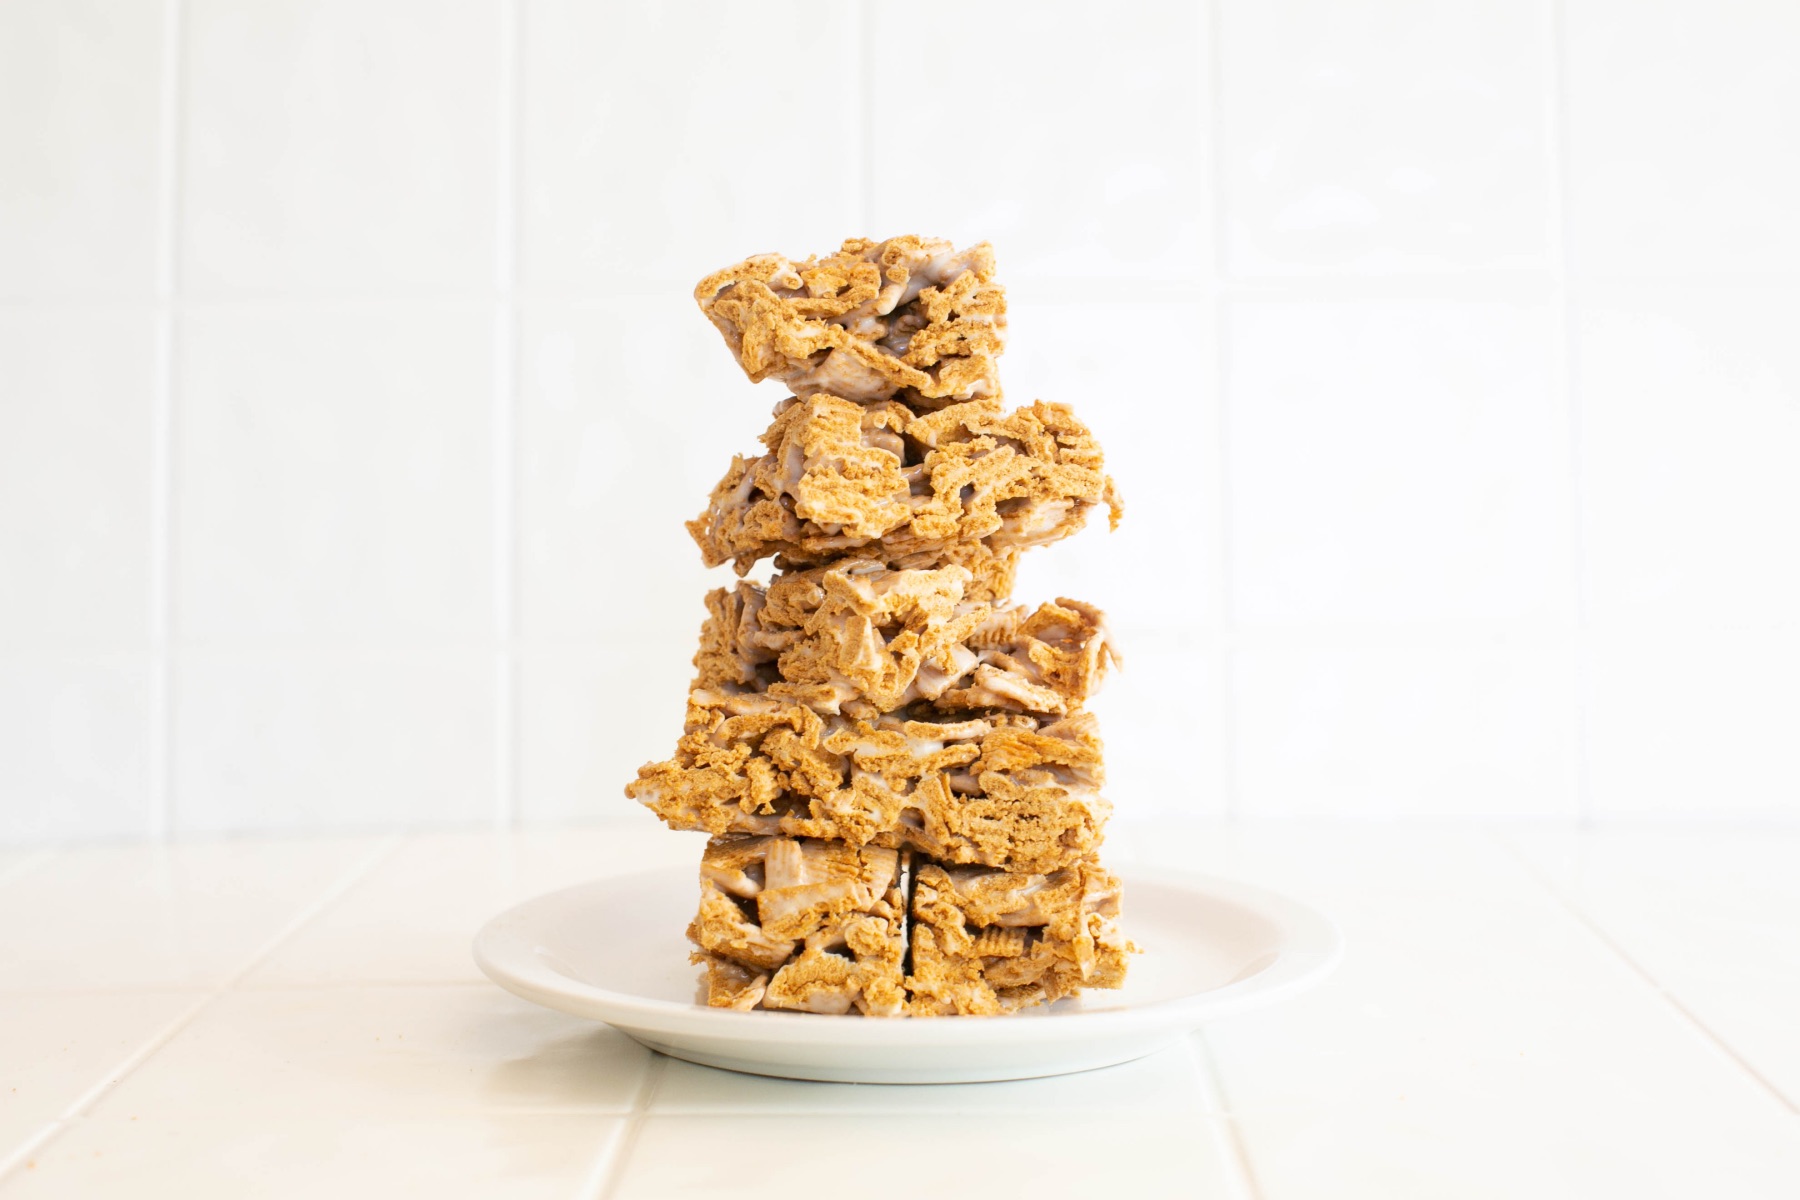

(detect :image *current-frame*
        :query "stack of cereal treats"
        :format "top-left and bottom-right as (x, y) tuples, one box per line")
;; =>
(627, 236), (1131, 1017)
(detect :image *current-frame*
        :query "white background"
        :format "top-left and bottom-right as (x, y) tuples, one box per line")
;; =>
(3, 0), (1798, 843)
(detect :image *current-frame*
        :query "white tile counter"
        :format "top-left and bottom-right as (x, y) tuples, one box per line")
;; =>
(0, 822), (1795, 1198)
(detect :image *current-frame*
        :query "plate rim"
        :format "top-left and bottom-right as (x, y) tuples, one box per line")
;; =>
(473, 865), (1343, 1044)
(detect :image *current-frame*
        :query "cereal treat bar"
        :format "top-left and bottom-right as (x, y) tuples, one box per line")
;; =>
(636, 234), (1134, 1017)
(688, 835), (910, 1016)
(692, 559), (1115, 719)
(628, 690), (1108, 875)
(689, 392), (1121, 576)
(696, 236), (1006, 406)
(907, 857), (1129, 1016)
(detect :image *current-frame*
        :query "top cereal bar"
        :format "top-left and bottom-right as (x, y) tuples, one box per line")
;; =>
(696, 236), (1006, 406)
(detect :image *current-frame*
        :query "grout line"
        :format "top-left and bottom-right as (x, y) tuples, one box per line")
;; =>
(1190, 1032), (1264, 1200)
(1493, 830), (1800, 1115)
(493, 0), (523, 829)
(1204, 0), (1240, 823)
(588, 1053), (667, 1200)
(0, 835), (405, 1184)
(147, 0), (185, 840)
(0, 1122), (66, 1183)
(857, 0), (875, 234)
(1204, 0), (1231, 288)
(1545, 0), (1593, 827)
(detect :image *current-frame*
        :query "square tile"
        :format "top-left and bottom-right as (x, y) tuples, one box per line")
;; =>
(1189, 826), (1800, 1200)
(520, 0), (859, 290)
(0, 991), (204, 1120)
(0, 0), (163, 297)
(1226, 299), (1572, 626)
(517, 644), (696, 825)
(1233, 637), (1578, 817)
(1219, 0), (1553, 276)
(650, 1039), (1212, 1115)
(1566, 0), (1800, 276)
(1, 1115), (621, 1199)
(88, 986), (649, 1117)
(1002, 298), (1220, 628)
(0, 656), (150, 844)
(180, 0), (497, 294)
(1505, 827), (1800, 1105)
(175, 303), (493, 641)
(517, 299), (753, 644)
(1577, 287), (1800, 626)
(247, 826), (703, 986)
(613, 1113), (1233, 1199)
(1585, 631), (1800, 821)
(870, 2), (1208, 281)
(0, 309), (153, 648)
(0, 836), (381, 990)
(173, 649), (494, 833)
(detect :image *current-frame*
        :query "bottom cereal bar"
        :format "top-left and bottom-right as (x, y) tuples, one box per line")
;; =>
(689, 835), (911, 1016)
(906, 858), (1129, 1016)
(688, 834), (1128, 1016)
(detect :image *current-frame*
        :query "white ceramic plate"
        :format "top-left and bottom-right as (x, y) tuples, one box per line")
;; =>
(474, 866), (1341, 1084)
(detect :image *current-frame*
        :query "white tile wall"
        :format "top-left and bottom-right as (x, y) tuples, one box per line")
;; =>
(1219, 0), (1554, 276)
(515, 299), (748, 644)
(1576, 285), (1800, 626)
(1234, 637), (1578, 817)
(1225, 298), (1572, 627)
(175, 304), (495, 641)
(869, 1), (1210, 282)
(0, 0), (165, 298)
(1564, 0), (1800, 278)
(4, 0), (1799, 840)
(1584, 632), (1800, 821)
(520, 1), (861, 291)
(0, 309), (154, 645)
(180, 0), (500, 296)
(173, 650), (494, 832)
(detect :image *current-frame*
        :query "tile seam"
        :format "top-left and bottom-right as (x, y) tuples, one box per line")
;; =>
(148, 0), (185, 839)
(1546, 0), (1593, 826)
(493, 0), (523, 828)
(1491, 829), (1800, 1115)
(1191, 1031), (1266, 1200)
(0, 835), (403, 1183)
(858, 0), (874, 235)
(589, 1053), (667, 1200)
(0, 1121), (68, 1182)
(1204, 0), (1240, 823)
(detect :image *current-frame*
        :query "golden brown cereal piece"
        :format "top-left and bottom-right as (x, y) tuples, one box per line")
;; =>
(906, 858), (1129, 1016)
(696, 236), (1007, 405)
(687, 835), (910, 1016)
(934, 597), (1117, 717)
(692, 954), (768, 1011)
(692, 561), (1115, 719)
(628, 690), (1109, 875)
(688, 393), (1122, 575)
